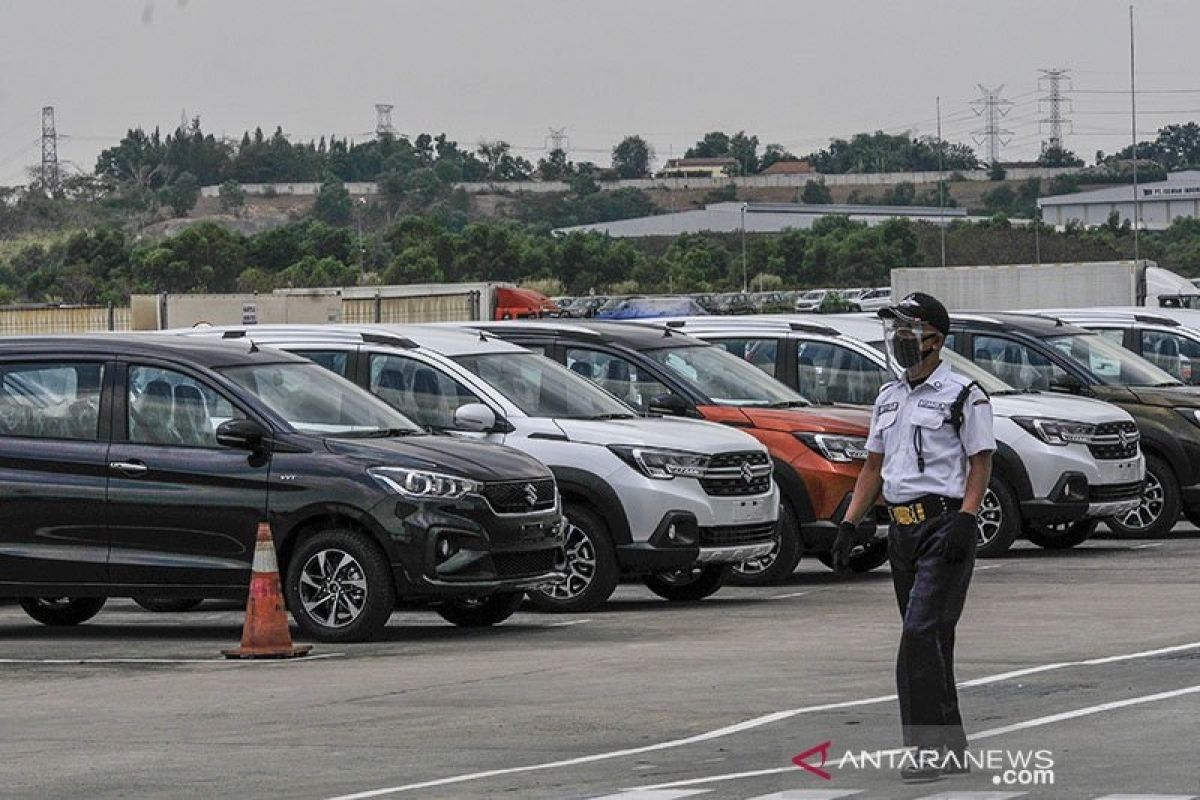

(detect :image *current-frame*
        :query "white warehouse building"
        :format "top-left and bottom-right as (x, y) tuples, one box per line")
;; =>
(1039, 170), (1200, 231)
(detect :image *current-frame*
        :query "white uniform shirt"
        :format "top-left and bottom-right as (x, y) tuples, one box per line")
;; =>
(865, 358), (996, 504)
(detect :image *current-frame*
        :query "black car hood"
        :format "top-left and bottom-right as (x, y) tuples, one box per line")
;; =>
(323, 435), (551, 482)
(1100, 384), (1200, 408)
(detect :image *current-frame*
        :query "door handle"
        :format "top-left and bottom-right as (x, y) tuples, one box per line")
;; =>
(109, 460), (148, 476)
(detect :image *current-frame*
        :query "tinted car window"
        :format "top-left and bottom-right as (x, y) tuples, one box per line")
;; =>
(128, 365), (237, 447)
(972, 334), (1070, 391)
(795, 340), (889, 405)
(457, 352), (634, 419)
(710, 338), (778, 377)
(1141, 329), (1200, 384)
(369, 353), (481, 430)
(0, 361), (105, 441)
(301, 350), (350, 377)
(564, 347), (671, 413)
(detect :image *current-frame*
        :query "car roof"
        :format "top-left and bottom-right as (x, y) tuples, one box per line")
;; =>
(947, 311), (1091, 337)
(625, 315), (846, 338)
(1030, 308), (1184, 328)
(467, 319), (712, 350)
(174, 323), (528, 357)
(0, 333), (304, 368)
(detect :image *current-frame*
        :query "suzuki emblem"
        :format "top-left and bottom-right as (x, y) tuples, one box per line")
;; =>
(1118, 429), (1129, 446)
(740, 462), (755, 484)
(524, 483), (540, 506)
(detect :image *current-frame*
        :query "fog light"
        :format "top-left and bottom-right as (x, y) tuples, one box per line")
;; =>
(667, 523), (678, 542)
(437, 536), (457, 561)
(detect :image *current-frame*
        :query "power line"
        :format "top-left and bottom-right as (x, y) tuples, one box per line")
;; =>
(374, 104), (395, 137)
(40, 106), (59, 189)
(544, 126), (569, 155)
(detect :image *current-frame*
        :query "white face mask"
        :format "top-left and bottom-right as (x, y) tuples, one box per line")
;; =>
(883, 318), (937, 371)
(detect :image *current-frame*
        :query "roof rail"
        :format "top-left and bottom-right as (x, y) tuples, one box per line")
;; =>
(1133, 313), (1180, 326)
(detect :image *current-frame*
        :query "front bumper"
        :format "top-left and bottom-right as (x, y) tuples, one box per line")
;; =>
(368, 494), (567, 600)
(1020, 474), (1144, 524)
(615, 465), (780, 545)
(617, 513), (778, 572)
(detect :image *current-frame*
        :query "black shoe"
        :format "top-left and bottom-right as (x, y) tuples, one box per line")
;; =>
(941, 748), (970, 775)
(899, 764), (942, 783)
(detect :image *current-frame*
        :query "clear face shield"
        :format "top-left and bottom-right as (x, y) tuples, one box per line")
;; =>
(882, 316), (938, 372)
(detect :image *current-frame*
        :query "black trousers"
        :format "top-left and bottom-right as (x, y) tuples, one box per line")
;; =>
(888, 510), (975, 751)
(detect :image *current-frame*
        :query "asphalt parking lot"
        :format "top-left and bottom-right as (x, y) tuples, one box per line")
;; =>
(1, 528), (1197, 800)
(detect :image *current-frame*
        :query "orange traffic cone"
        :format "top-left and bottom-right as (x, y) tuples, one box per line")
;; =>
(222, 522), (312, 659)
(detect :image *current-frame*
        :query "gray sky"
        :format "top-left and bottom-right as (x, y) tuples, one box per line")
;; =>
(3, 0), (1199, 186)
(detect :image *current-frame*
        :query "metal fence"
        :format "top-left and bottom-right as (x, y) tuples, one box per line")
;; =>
(0, 305), (131, 336)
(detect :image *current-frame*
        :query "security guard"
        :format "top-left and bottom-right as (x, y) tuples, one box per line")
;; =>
(834, 292), (994, 783)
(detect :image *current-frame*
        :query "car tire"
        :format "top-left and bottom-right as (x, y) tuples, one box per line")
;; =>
(814, 536), (889, 573)
(434, 592), (524, 627)
(643, 565), (730, 602)
(131, 596), (204, 613)
(19, 597), (106, 626)
(729, 502), (802, 586)
(1105, 455), (1181, 539)
(1024, 519), (1098, 549)
(526, 504), (620, 613)
(977, 478), (1020, 558)
(283, 528), (395, 643)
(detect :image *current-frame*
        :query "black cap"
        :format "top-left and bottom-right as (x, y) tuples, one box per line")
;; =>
(878, 292), (950, 336)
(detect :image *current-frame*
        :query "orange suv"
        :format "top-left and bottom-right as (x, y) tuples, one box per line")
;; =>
(469, 321), (883, 584)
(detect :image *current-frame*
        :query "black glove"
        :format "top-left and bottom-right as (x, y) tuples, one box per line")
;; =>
(942, 511), (978, 565)
(832, 520), (857, 573)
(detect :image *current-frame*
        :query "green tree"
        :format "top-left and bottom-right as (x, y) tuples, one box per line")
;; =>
(312, 177), (352, 226)
(218, 179), (246, 213)
(611, 135), (653, 179)
(800, 180), (832, 204)
(162, 171), (200, 216)
(759, 144), (798, 171)
(685, 131), (732, 159)
(1037, 146), (1084, 167)
(537, 149), (573, 181)
(729, 131), (760, 176)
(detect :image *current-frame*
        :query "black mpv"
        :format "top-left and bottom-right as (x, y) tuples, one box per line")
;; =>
(0, 336), (565, 642)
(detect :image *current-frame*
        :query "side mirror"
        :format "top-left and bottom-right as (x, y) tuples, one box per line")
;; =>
(649, 393), (691, 417)
(216, 418), (268, 450)
(453, 403), (497, 432)
(1049, 374), (1084, 395)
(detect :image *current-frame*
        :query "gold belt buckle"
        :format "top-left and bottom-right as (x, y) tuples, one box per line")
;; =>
(892, 505), (914, 525)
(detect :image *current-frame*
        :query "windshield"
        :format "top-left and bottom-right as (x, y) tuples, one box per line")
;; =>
(454, 352), (636, 419)
(220, 363), (421, 435)
(645, 345), (809, 406)
(1045, 333), (1181, 387)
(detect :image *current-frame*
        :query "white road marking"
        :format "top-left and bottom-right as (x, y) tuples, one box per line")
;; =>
(0, 653), (345, 665)
(907, 793), (1024, 800)
(322, 641), (1200, 800)
(1093, 794), (1198, 799)
(1131, 543), (1164, 550)
(770, 591), (811, 600)
(547, 618), (592, 627)
(975, 564), (1003, 571)
(628, 684), (1200, 794)
(742, 790), (863, 800)
(586, 791), (710, 800)
(969, 683), (1200, 740)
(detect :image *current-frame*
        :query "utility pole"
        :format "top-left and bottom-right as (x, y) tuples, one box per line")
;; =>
(1129, 5), (1141, 260)
(1037, 68), (1073, 152)
(740, 203), (748, 293)
(937, 96), (946, 269)
(374, 104), (396, 138)
(40, 106), (59, 190)
(971, 84), (1014, 166)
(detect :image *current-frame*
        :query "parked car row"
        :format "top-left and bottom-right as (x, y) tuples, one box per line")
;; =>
(552, 288), (892, 319)
(1, 303), (1185, 643)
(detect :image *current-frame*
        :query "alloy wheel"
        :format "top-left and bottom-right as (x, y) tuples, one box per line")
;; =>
(546, 523), (596, 600)
(976, 487), (1002, 547)
(298, 548), (368, 628)
(731, 534), (779, 577)
(1118, 471), (1164, 531)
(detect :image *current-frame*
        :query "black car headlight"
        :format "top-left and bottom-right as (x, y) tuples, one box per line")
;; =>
(1012, 417), (1097, 446)
(368, 467), (482, 500)
(794, 432), (869, 462)
(609, 445), (710, 480)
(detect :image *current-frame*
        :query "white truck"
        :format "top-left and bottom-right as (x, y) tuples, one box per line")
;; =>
(890, 260), (1199, 311)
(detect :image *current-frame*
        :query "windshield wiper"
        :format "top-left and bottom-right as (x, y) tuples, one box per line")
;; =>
(768, 399), (811, 408)
(346, 427), (422, 438)
(586, 412), (637, 420)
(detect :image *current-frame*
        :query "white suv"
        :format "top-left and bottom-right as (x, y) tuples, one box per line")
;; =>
(175, 324), (779, 612)
(643, 315), (1144, 557)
